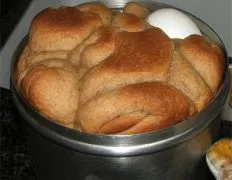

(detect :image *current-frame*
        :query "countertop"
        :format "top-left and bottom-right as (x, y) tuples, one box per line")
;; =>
(1, 87), (232, 180)
(1, 88), (35, 180)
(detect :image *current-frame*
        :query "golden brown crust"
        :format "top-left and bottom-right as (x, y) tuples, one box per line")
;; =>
(76, 2), (112, 25)
(26, 51), (69, 66)
(112, 13), (150, 32)
(20, 59), (79, 127)
(68, 26), (116, 68)
(16, 45), (69, 87)
(180, 35), (224, 93)
(29, 7), (103, 52)
(16, 2), (225, 135)
(124, 2), (150, 19)
(168, 49), (213, 111)
(77, 82), (196, 134)
(80, 28), (174, 104)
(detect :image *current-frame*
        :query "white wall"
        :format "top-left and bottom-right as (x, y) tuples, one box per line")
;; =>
(0, 0), (231, 89)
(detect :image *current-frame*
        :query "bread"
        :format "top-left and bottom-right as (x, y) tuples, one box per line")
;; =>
(29, 6), (109, 52)
(79, 28), (173, 105)
(76, 2), (112, 25)
(19, 59), (79, 128)
(180, 35), (224, 93)
(78, 82), (196, 134)
(68, 26), (116, 67)
(124, 2), (150, 19)
(206, 138), (232, 180)
(112, 13), (149, 32)
(16, 2), (224, 134)
(169, 39), (214, 111)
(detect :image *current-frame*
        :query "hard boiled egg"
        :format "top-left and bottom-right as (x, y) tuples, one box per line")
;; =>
(146, 8), (202, 39)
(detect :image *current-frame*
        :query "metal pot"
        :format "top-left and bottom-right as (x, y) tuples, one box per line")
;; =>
(10, 1), (230, 180)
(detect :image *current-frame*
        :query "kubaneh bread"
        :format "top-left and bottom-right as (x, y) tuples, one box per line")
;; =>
(16, 2), (224, 134)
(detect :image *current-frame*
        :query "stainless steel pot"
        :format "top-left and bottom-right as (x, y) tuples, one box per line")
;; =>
(10, 1), (230, 180)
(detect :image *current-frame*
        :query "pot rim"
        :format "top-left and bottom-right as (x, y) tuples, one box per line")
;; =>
(10, 0), (230, 156)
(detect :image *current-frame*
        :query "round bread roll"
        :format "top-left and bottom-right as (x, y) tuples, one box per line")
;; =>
(16, 2), (224, 135)
(112, 13), (149, 32)
(180, 35), (224, 93)
(124, 2), (150, 19)
(29, 6), (105, 52)
(76, 2), (112, 25)
(19, 59), (80, 128)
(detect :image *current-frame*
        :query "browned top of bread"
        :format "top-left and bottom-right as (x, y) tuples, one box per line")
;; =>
(168, 46), (213, 111)
(112, 13), (149, 32)
(29, 7), (105, 52)
(78, 82), (196, 134)
(80, 28), (173, 105)
(20, 59), (79, 128)
(76, 2), (112, 25)
(124, 2), (150, 19)
(68, 26), (116, 67)
(16, 2), (225, 134)
(180, 35), (224, 93)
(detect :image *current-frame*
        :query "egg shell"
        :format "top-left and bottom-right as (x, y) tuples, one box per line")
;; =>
(146, 8), (202, 39)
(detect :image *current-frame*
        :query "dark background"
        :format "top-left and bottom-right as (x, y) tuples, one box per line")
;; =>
(0, 0), (32, 50)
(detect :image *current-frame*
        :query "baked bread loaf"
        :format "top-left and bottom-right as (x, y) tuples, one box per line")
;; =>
(16, 2), (224, 134)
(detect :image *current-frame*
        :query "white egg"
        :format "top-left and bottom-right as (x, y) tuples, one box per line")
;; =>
(146, 8), (202, 39)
